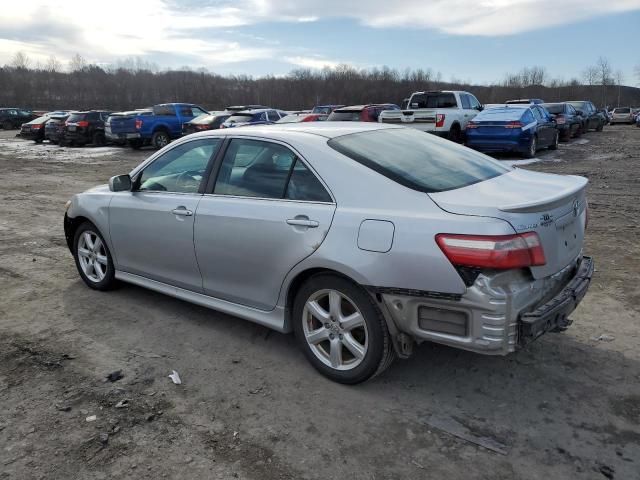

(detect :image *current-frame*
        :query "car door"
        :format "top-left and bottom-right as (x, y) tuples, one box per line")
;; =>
(459, 93), (471, 128)
(109, 138), (222, 291)
(530, 106), (548, 145)
(194, 137), (336, 310)
(587, 103), (597, 128)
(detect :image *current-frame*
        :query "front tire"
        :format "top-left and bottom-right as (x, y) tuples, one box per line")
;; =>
(292, 274), (394, 384)
(549, 131), (559, 150)
(73, 222), (117, 291)
(2, 120), (12, 130)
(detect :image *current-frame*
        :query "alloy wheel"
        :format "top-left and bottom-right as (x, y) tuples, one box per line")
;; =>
(302, 289), (368, 371)
(77, 231), (108, 282)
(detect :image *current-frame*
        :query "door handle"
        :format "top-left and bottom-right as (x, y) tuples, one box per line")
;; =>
(172, 207), (193, 216)
(286, 218), (319, 228)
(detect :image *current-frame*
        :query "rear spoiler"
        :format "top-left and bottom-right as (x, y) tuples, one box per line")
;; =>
(499, 176), (588, 213)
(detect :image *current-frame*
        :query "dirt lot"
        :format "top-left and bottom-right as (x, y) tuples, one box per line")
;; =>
(1, 126), (639, 480)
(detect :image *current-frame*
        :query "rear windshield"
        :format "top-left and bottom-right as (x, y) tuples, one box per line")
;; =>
(277, 115), (305, 123)
(191, 114), (215, 124)
(542, 104), (564, 114)
(474, 108), (526, 122)
(328, 128), (509, 193)
(227, 113), (258, 123)
(67, 113), (87, 122)
(614, 108), (630, 113)
(409, 93), (457, 109)
(27, 116), (49, 124)
(312, 106), (332, 114)
(328, 111), (361, 121)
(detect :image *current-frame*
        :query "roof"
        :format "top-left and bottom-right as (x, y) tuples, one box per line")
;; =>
(191, 121), (402, 140)
(334, 104), (397, 112)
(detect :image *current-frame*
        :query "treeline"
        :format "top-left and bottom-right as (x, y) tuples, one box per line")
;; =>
(1, 62), (639, 111)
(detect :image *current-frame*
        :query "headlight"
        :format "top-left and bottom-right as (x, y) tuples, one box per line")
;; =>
(65, 200), (71, 211)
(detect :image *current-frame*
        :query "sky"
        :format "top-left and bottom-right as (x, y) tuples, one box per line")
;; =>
(0, 0), (639, 85)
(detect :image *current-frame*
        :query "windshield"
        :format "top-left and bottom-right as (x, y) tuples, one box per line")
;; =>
(567, 102), (585, 110)
(328, 128), (509, 193)
(614, 108), (630, 113)
(313, 106), (333, 114)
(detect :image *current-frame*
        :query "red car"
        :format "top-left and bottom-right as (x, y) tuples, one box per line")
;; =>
(327, 104), (399, 122)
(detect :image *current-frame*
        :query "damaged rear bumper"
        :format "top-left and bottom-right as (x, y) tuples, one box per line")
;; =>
(519, 256), (593, 344)
(376, 255), (594, 356)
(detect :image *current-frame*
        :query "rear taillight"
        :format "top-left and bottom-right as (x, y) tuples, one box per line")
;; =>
(135, 119), (143, 130)
(504, 121), (523, 129)
(466, 121), (478, 129)
(32, 124), (43, 129)
(436, 232), (546, 270)
(435, 114), (445, 128)
(555, 115), (566, 124)
(76, 120), (89, 128)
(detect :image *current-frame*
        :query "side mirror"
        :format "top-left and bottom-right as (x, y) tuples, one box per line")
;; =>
(575, 110), (584, 116)
(548, 114), (556, 122)
(109, 174), (132, 192)
(476, 104), (484, 111)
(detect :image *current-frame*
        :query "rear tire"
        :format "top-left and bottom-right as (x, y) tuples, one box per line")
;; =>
(549, 131), (559, 150)
(151, 131), (170, 149)
(92, 131), (106, 146)
(2, 120), (12, 130)
(448, 124), (463, 144)
(596, 122), (604, 132)
(292, 274), (394, 384)
(128, 139), (143, 149)
(561, 128), (572, 141)
(523, 136), (537, 158)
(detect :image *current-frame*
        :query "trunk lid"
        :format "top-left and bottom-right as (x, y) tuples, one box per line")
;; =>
(429, 168), (588, 279)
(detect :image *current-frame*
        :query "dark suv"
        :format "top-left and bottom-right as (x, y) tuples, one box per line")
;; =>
(327, 104), (399, 122)
(1, 108), (35, 130)
(61, 111), (111, 146)
(566, 101), (605, 133)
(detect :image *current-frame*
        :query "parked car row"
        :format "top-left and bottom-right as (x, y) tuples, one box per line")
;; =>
(9, 93), (627, 157)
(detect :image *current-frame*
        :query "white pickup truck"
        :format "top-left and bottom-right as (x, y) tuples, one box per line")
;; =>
(378, 90), (483, 142)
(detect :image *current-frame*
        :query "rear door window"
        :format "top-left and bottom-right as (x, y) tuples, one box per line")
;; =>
(460, 94), (471, 109)
(214, 139), (331, 202)
(153, 105), (177, 116)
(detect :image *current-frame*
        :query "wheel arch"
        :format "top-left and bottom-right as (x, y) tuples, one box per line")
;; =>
(283, 267), (365, 332)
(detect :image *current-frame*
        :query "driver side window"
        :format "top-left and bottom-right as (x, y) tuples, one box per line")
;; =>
(138, 139), (220, 193)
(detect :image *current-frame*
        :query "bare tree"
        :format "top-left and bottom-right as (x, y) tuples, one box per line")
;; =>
(11, 51), (31, 70)
(595, 57), (613, 86)
(582, 66), (598, 85)
(46, 55), (61, 73)
(69, 53), (87, 72)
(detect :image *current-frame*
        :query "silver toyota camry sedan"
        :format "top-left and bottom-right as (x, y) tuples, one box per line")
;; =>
(64, 122), (593, 384)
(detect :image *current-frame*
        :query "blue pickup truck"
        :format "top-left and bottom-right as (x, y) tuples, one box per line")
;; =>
(105, 103), (209, 149)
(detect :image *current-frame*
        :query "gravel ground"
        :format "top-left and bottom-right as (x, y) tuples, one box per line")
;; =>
(0, 126), (639, 480)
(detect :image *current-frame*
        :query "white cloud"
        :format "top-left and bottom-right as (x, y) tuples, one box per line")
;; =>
(284, 56), (342, 69)
(239, 0), (640, 36)
(0, 0), (638, 70)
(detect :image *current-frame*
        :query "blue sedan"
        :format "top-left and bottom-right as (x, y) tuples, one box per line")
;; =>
(465, 105), (559, 158)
